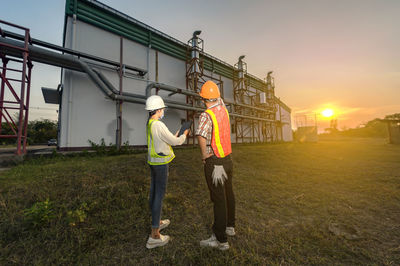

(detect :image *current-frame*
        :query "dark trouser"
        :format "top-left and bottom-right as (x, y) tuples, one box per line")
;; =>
(204, 155), (235, 243)
(148, 163), (169, 229)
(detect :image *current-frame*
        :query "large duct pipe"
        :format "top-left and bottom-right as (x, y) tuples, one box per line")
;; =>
(190, 30), (202, 74)
(85, 66), (275, 121)
(145, 82), (275, 121)
(237, 55), (245, 81)
(146, 82), (198, 98)
(266, 71), (275, 101)
(0, 35), (274, 122)
(2, 30), (147, 75)
(145, 82), (274, 113)
(95, 70), (195, 108)
(236, 55), (246, 103)
(0, 36), (83, 72)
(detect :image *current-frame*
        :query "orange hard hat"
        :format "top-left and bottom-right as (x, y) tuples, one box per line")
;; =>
(199, 80), (220, 99)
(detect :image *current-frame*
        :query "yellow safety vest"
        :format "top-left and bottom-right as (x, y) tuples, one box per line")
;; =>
(147, 119), (175, 165)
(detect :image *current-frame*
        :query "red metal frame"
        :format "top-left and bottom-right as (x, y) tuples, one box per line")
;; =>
(0, 20), (33, 155)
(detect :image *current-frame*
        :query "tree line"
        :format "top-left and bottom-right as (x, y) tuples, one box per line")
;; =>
(327, 113), (400, 138)
(0, 119), (57, 145)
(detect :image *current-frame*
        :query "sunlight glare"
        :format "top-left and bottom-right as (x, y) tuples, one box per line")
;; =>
(322, 108), (334, 118)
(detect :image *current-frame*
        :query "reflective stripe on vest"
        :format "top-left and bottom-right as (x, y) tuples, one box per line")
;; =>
(205, 105), (232, 158)
(147, 119), (175, 165)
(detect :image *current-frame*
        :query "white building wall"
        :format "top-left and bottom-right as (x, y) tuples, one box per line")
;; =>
(275, 103), (293, 142)
(60, 18), (292, 149)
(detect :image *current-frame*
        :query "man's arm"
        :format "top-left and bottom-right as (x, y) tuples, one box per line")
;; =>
(197, 136), (213, 163)
(195, 112), (213, 163)
(197, 135), (207, 158)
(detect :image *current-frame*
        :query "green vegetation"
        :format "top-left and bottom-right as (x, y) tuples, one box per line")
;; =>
(324, 113), (400, 138)
(1, 138), (399, 264)
(1, 119), (57, 145)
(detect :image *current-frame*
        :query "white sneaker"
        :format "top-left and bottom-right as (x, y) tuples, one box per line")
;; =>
(159, 219), (170, 230)
(226, 227), (236, 236)
(200, 234), (229, 251)
(146, 234), (170, 249)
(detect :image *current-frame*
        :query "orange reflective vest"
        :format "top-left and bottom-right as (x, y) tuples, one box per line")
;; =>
(205, 104), (232, 158)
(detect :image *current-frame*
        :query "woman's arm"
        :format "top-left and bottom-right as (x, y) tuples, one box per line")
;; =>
(156, 121), (187, 146)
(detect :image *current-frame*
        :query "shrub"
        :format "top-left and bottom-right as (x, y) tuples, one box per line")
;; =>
(23, 199), (55, 228)
(66, 202), (89, 227)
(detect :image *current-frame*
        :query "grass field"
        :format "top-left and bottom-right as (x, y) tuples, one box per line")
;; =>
(1, 138), (399, 265)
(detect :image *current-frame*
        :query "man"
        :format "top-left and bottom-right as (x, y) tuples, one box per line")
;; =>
(196, 80), (236, 251)
(145, 95), (189, 249)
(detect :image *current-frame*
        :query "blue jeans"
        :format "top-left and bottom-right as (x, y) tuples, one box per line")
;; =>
(148, 163), (169, 229)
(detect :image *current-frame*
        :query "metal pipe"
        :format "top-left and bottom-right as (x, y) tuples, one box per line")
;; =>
(1, 36), (82, 72)
(78, 61), (114, 98)
(95, 70), (199, 109)
(0, 58), (7, 134)
(145, 83), (275, 122)
(191, 30), (202, 74)
(1, 34), (275, 123)
(67, 14), (77, 148)
(2, 30), (147, 76)
(95, 70), (274, 121)
(116, 36), (123, 149)
(145, 82), (274, 113)
(146, 82), (198, 98)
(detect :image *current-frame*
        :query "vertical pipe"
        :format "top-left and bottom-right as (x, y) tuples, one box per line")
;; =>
(22, 62), (32, 154)
(191, 34), (200, 74)
(0, 59), (8, 134)
(237, 56), (245, 103)
(146, 36), (150, 84)
(67, 14), (77, 148)
(155, 50), (159, 94)
(219, 74), (223, 98)
(116, 36), (123, 149)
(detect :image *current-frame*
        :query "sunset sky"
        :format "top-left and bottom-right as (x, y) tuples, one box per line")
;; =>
(1, 0), (399, 131)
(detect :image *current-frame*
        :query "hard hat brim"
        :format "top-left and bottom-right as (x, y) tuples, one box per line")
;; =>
(145, 105), (167, 111)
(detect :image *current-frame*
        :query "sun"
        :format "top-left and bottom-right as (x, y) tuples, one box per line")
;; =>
(321, 108), (334, 118)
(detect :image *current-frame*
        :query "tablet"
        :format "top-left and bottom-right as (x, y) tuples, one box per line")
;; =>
(178, 120), (193, 137)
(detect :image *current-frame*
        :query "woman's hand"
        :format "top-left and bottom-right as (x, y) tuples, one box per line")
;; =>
(175, 129), (190, 137)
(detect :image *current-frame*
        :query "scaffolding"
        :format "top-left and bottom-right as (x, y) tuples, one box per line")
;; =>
(233, 56), (277, 143)
(262, 72), (278, 142)
(185, 31), (223, 145)
(0, 20), (33, 155)
(185, 31), (203, 145)
(294, 113), (318, 142)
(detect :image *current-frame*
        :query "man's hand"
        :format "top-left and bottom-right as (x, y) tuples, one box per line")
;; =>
(202, 153), (213, 164)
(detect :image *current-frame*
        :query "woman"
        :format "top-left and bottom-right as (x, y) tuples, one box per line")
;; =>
(145, 95), (189, 249)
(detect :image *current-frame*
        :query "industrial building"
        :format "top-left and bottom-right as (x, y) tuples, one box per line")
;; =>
(0, 0), (292, 154)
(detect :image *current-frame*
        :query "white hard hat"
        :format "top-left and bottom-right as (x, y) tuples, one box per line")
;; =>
(145, 95), (167, 111)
